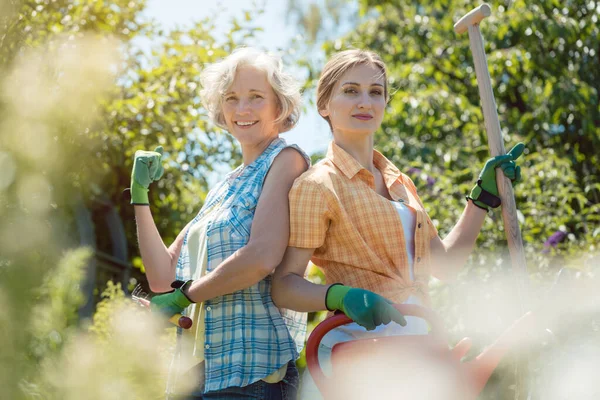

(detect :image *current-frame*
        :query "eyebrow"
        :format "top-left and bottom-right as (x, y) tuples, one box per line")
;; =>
(341, 82), (384, 88)
(223, 89), (267, 96)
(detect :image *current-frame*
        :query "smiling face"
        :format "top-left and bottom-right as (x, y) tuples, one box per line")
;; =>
(319, 63), (386, 138)
(221, 65), (280, 146)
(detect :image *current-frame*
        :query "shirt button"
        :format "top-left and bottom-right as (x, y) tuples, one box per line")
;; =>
(205, 344), (210, 350)
(417, 257), (421, 263)
(206, 306), (211, 311)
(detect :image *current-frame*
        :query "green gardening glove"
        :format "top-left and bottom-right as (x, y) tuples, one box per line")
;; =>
(150, 280), (194, 319)
(325, 284), (407, 331)
(130, 146), (165, 205)
(468, 142), (525, 211)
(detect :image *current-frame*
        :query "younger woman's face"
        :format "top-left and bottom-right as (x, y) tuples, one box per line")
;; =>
(221, 65), (280, 146)
(320, 63), (386, 137)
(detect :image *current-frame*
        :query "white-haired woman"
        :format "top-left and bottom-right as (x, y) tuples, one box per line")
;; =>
(129, 47), (309, 399)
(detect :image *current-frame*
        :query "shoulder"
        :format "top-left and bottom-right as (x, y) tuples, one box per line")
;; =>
(293, 158), (337, 188)
(289, 159), (341, 207)
(275, 146), (309, 167)
(270, 147), (309, 178)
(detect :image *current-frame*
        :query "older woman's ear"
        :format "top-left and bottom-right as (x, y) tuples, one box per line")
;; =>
(319, 109), (330, 118)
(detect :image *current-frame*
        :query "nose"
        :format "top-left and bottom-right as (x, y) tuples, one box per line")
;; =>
(236, 98), (251, 115)
(357, 91), (372, 110)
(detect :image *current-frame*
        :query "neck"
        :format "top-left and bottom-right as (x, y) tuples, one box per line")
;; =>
(332, 130), (375, 173)
(240, 135), (279, 166)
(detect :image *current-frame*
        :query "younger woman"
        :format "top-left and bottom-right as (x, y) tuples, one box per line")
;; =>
(271, 49), (523, 398)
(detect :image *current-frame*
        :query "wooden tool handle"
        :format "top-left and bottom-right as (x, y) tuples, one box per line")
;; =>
(454, 3), (491, 34)
(455, 5), (529, 305)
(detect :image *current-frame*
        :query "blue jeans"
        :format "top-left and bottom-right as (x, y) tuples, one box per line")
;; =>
(180, 361), (299, 400)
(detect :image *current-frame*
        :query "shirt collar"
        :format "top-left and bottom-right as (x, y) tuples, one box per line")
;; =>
(225, 137), (285, 180)
(326, 141), (364, 180)
(326, 141), (409, 202)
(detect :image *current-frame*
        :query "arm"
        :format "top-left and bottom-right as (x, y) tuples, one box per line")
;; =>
(129, 145), (190, 292)
(272, 246), (407, 329)
(135, 206), (191, 292)
(429, 200), (486, 282)
(430, 143), (525, 282)
(272, 246), (329, 312)
(183, 148), (308, 303)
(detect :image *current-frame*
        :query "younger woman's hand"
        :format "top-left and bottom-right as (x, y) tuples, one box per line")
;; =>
(468, 142), (524, 210)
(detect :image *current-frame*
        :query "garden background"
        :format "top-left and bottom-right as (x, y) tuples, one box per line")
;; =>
(1, 0), (598, 398)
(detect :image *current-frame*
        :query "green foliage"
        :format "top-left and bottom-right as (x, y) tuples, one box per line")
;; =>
(0, 0), (149, 67)
(0, 249), (91, 400)
(30, 248), (91, 359)
(88, 280), (130, 341)
(84, 281), (176, 398)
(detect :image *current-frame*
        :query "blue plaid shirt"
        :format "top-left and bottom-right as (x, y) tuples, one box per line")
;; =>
(173, 138), (309, 393)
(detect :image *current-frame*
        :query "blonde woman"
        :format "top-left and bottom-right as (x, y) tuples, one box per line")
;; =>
(272, 49), (523, 398)
(130, 48), (309, 399)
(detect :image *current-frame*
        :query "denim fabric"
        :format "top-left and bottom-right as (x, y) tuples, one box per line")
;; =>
(178, 361), (299, 400)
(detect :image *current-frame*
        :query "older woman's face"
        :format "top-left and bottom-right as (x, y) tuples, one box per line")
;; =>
(222, 65), (280, 145)
(320, 63), (386, 137)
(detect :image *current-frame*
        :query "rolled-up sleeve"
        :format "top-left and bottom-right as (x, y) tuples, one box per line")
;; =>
(288, 178), (330, 249)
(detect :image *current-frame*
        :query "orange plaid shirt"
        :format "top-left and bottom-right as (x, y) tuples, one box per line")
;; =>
(289, 141), (439, 305)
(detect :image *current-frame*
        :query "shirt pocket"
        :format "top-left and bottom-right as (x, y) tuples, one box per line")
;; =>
(227, 191), (258, 240)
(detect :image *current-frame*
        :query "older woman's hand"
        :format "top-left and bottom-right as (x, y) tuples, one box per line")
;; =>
(130, 146), (164, 205)
(150, 279), (194, 319)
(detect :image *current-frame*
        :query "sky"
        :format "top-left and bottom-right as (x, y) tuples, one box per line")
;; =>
(141, 0), (332, 160)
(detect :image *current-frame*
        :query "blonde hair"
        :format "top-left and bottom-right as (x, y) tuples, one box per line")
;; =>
(316, 49), (389, 130)
(200, 47), (302, 133)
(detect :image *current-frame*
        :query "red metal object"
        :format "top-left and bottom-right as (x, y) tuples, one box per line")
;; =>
(306, 304), (535, 400)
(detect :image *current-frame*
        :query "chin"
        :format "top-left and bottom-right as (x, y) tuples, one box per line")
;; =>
(232, 130), (265, 145)
(348, 125), (376, 135)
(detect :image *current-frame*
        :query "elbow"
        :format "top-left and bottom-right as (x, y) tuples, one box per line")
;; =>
(245, 241), (285, 279)
(146, 268), (176, 293)
(147, 279), (173, 294)
(271, 283), (284, 308)
(271, 273), (288, 308)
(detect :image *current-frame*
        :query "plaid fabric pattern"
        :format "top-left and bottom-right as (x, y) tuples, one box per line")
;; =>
(289, 141), (439, 306)
(173, 138), (310, 393)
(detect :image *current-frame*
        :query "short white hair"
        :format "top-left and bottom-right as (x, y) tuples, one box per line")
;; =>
(200, 47), (302, 133)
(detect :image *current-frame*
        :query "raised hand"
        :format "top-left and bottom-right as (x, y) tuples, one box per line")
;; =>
(130, 146), (165, 205)
(468, 142), (525, 211)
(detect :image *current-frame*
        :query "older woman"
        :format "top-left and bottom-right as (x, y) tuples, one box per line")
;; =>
(130, 48), (309, 399)
(272, 49), (523, 399)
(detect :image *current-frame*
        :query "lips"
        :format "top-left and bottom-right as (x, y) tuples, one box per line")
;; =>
(235, 121), (258, 127)
(352, 114), (373, 120)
